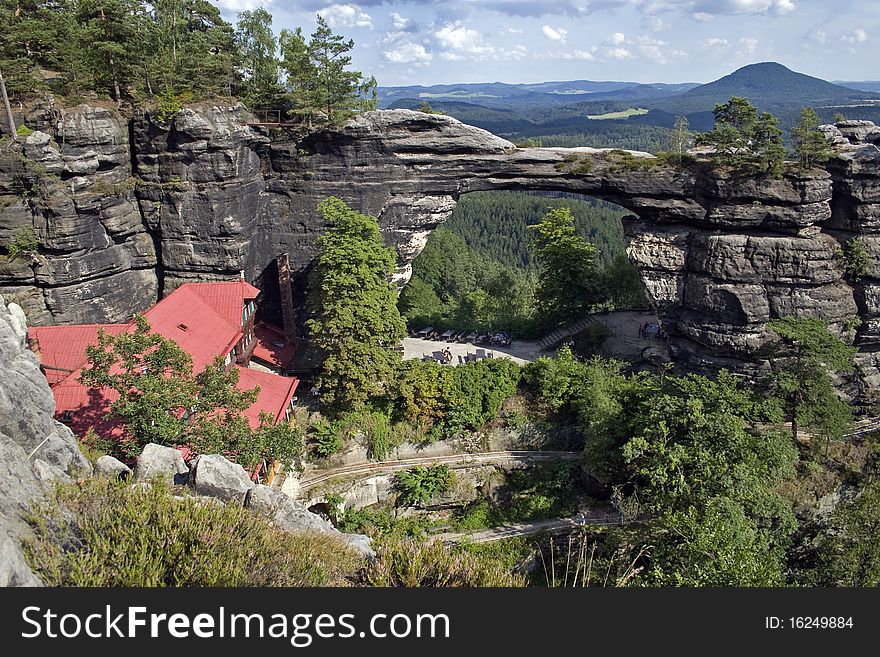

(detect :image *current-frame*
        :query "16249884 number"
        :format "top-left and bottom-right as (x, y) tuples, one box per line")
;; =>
(790, 617), (853, 629)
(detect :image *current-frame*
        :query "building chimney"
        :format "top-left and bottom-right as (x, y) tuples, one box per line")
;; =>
(276, 253), (297, 343)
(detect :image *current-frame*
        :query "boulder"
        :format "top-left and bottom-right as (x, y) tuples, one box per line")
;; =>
(190, 454), (254, 502)
(133, 443), (189, 485)
(96, 455), (132, 479)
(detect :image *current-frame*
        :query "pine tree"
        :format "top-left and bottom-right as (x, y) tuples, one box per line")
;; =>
(793, 107), (834, 170)
(306, 197), (407, 409)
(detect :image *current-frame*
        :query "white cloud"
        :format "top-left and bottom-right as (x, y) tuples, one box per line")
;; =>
(647, 16), (670, 31)
(542, 25), (569, 43)
(692, 1), (796, 16)
(605, 31), (627, 45)
(841, 28), (868, 44)
(436, 23), (482, 50)
(637, 35), (669, 63)
(738, 36), (759, 54)
(692, 12), (714, 21)
(607, 47), (635, 59)
(507, 26), (524, 35)
(807, 28), (828, 45)
(383, 42), (432, 64)
(390, 12), (411, 31)
(701, 37), (730, 48)
(318, 4), (373, 30)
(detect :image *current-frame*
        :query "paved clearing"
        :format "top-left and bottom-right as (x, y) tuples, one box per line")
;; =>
(402, 310), (669, 365)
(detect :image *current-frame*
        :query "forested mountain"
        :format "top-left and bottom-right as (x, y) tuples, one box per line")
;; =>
(385, 63), (880, 150)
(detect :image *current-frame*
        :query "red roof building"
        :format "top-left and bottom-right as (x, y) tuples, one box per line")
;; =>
(28, 278), (298, 443)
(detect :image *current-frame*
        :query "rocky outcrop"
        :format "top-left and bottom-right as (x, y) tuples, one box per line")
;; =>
(4, 103), (880, 396)
(0, 294), (92, 586)
(133, 442), (189, 485)
(0, 104), (157, 324)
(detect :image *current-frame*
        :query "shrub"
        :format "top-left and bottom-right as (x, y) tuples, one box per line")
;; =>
(16, 124), (33, 137)
(361, 538), (526, 587)
(155, 89), (193, 126)
(6, 226), (39, 258)
(23, 478), (362, 586)
(392, 465), (455, 507)
(309, 419), (343, 458)
(841, 238), (874, 282)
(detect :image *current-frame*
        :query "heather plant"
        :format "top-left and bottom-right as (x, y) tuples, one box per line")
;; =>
(24, 478), (361, 587)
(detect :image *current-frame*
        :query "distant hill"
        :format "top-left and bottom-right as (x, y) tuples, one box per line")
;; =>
(383, 63), (880, 150)
(650, 62), (880, 116)
(835, 81), (880, 93)
(378, 80), (699, 111)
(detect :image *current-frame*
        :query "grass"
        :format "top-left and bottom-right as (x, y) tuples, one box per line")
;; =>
(586, 108), (649, 120)
(24, 478), (363, 586)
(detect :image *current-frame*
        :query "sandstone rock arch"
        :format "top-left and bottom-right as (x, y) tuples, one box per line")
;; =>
(3, 105), (879, 397)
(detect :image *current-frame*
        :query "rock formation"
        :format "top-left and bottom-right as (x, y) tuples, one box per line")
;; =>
(2, 103), (880, 397)
(0, 294), (92, 586)
(0, 294), (372, 585)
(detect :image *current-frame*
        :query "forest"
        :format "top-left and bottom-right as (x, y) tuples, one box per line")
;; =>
(0, 1), (375, 122)
(398, 191), (646, 337)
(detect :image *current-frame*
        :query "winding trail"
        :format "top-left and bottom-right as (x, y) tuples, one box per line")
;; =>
(432, 512), (625, 545)
(296, 450), (581, 493)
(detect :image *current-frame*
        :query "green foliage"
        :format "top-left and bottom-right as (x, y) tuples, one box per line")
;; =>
(279, 15), (376, 125)
(416, 100), (441, 114)
(6, 226), (39, 258)
(696, 96), (786, 177)
(235, 8), (282, 109)
(452, 462), (581, 530)
(362, 537), (525, 587)
(306, 196), (407, 410)
(79, 315), (301, 470)
(23, 477), (362, 586)
(336, 506), (436, 539)
(155, 88), (191, 125)
(841, 237), (874, 282)
(769, 317), (857, 448)
(792, 107), (834, 169)
(441, 358), (522, 435)
(529, 207), (601, 328)
(15, 123), (32, 136)
(399, 192), (645, 336)
(308, 419), (343, 458)
(392, 465), (455, 507)
(809, 480), (880, 586)
(670, 115), (692, 164)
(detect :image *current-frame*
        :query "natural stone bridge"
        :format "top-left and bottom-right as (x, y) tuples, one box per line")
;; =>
(2, 105), (880, 398)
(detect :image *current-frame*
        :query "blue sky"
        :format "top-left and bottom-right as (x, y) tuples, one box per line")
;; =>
(211, 1), (880, 86)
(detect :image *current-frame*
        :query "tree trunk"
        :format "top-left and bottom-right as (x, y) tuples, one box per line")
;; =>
(0, 67), (17, 139)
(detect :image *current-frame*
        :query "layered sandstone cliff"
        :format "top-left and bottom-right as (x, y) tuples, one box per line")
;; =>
(2, 103), (880, 398)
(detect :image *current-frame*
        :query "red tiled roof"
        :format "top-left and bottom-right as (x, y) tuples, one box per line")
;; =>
(186, 280), (259, 328)
(252, 323), (298, 369)
(28, 324), (128, 386)
(235, 365), (300, 429)
(32, 279), (297, 444)
(143, 285), (243, 374)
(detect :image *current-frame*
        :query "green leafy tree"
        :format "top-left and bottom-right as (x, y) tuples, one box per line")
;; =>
(306, 196), (407, 409)
(792, 107), (834, 170)
(80, 315), (301, 469)
(670, 115), (692, 165)
(811, 481), (880, 586)
(769, 317), (857, 450)
(696, 96), (785, 176)
(235, 8), (281, 108)
(392, 465), (455, 507)
(528, 207), (600, 328)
